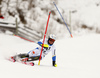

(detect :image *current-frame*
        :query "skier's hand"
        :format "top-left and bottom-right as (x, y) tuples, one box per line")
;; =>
(54, 64), (57, 67)
(53, 61), (57, 67)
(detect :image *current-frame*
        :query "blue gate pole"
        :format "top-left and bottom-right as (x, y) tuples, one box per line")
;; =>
(53, 2), (73, 38)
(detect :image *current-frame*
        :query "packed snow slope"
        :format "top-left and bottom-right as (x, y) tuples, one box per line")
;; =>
(0, 33), (100, 78)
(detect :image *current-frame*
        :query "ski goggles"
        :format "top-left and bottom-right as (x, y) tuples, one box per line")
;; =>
(49, 38), (55, 42)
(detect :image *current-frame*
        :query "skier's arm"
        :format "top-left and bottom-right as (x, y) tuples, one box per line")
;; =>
(52, 46), (57, 67)
(52, 55), (57, 67)
(37, 41), (49, 48)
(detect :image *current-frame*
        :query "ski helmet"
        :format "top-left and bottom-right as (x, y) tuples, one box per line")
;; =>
(49, 34), (56, 40)
(48, 34), (56, 45)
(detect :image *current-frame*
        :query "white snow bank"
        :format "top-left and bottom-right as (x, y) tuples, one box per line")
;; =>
(0, 33), (100, 78)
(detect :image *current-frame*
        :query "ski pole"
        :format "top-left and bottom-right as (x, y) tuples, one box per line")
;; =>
(53, 2), (73, 38)
(38, 12), (51, 65)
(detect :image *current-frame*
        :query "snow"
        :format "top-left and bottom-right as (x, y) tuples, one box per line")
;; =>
(58, 0), (100, 32)
(0, 33), (100, 78)
(0, 19), (15, 24)
(0, 0), (100, 77)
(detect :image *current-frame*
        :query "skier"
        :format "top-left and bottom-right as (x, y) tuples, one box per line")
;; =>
(11, 34), (57, 67)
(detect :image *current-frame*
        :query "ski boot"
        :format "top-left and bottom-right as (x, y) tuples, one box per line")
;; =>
(9, 56), (16, 62)
(21, 58), (28, 62)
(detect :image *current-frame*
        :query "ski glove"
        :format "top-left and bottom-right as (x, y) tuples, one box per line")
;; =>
(53, 61), (57, 67)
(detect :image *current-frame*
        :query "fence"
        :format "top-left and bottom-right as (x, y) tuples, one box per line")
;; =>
(0, 20), (16, 33)
(17, 26), (42, 42)
(0, 19), (42, 42)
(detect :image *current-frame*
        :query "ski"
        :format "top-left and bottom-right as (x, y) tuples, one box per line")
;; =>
(7, 57), (34, 66)
(17, 59), (34, 66)
(8, 57), (16, 62)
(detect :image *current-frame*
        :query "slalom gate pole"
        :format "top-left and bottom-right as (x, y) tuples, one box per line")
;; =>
(53, 2), (73, 38)
(38, 12), (51, 65)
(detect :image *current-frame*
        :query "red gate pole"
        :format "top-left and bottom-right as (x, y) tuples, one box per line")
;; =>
(38, 12), (51, 65)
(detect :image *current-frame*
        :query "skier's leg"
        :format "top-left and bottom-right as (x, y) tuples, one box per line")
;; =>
(15, 53), (29, 61)
(27, 49), (42, 61)
(28, 56), (40, 61)
(10, 54), (29, 62)
(17, 53), (29, 58)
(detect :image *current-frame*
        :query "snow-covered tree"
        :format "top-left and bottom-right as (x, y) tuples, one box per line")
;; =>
(0, 0), (66, 38)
